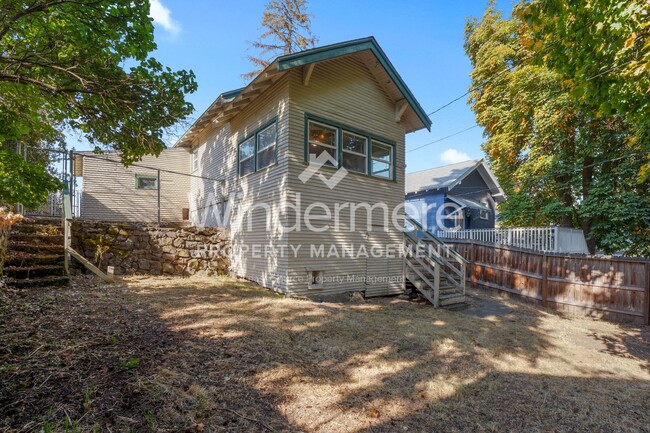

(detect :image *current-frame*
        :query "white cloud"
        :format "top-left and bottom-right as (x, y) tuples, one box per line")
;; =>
(149, 0), (181, 35)
(440, 148), (471, 164)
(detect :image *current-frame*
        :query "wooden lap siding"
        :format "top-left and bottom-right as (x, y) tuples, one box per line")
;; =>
(285, 55), (407, 297)
(80, 148), (190, 223)
(189, 76), (290, 293)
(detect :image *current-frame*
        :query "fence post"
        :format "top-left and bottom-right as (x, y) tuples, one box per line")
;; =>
(157, 169), (161, 226)
(542, 253), (549, 307)
(470, 241), (477, 288)
(645, 261), (650, 326)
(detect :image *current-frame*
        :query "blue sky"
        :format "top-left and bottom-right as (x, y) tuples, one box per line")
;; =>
(117, 0), (508, 173)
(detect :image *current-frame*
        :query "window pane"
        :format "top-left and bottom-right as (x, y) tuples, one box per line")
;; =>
(257, 146), (276, 169)
(308, 143), (337, 166)
(342, 152), (366, 173)
(342, 131), (366, 154)
(258, 124), (276, 150)
(239, 157), (255, 176)
(137, 176), (157, 190)
(239, 137), (255, 160)
(309, 122), (336, 147)
(372, 141), (392, 161)
(371, 161), (391, 179)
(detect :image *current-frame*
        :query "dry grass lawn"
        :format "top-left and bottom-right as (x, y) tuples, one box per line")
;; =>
(1, 275), (649, 432)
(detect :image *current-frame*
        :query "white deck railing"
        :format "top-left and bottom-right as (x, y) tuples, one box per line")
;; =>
(437, 227), (590, 254)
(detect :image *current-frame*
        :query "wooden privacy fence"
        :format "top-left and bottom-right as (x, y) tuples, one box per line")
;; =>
(447, 240), (650, 325)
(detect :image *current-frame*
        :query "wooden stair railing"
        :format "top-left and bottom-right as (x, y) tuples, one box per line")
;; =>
(404, 215), (467, 307)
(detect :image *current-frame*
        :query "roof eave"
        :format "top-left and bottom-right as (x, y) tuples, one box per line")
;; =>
(277, 36), (431, 132)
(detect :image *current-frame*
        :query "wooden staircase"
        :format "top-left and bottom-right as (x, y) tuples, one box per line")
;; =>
(404, 215), (467, 308)
(5, 217), (69, 288)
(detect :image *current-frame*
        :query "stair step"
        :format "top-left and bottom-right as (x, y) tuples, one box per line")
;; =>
(5, 253), (64, 267)
(20, 217), (62, 226)
(5, 275), (70, 288)
(440, 294), (466, 307)
(11, 224), (62, 235)
(3, 265), (66, 279)
(9, 233), (64, 245)
(8, 243), (64, 254)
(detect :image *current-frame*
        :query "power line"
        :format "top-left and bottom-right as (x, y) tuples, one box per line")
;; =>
(406, 125), (480, 153)
(75, 151), (226, 183)
(425, 22), (594, 118)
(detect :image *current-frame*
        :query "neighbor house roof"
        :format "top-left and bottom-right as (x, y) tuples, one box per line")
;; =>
(175, 37), (431, 147)
(405, 159), (506, 202)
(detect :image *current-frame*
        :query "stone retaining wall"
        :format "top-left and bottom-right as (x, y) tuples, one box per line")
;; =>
(71, 221), (230, 276)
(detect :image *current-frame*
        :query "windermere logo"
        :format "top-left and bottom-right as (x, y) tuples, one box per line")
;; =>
(299, 151), (348, 189)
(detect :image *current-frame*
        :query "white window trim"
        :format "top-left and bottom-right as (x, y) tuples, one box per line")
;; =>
(191, 147), (199, 172)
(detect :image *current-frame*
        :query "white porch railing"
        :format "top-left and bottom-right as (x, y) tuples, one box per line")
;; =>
(437, 227), (590, 254)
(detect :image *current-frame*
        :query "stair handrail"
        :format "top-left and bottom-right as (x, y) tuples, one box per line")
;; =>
(63, 193), (112, 282)
(404, 215), (467, 296)
(404, 215), (468, 265)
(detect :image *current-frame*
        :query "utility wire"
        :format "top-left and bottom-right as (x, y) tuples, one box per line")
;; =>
(426, 22), (593, 118)
(406, 125), (480, 153)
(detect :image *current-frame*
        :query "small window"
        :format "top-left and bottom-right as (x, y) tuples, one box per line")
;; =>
(341, 131), (367, 173)
(308, 121), (338, 167)
(370, 141), (393, 179)
(479, 209), (489, 220)
(135, 174), (158, 190)
(239, 136), (255, 176)
(256, 123), (277, 170)
(191, 147), (199, 172)
(308, 270), (324, 289)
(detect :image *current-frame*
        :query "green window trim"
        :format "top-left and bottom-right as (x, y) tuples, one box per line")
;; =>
(135, 174), (158, 190)
(304, 114), (396, 181)
(238, 117), (278, 177)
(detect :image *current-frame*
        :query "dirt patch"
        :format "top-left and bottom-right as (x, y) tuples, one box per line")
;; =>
(1, 276), (649, 432)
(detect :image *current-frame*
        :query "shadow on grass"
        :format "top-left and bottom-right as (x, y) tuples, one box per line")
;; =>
(1, 276), (648, 432)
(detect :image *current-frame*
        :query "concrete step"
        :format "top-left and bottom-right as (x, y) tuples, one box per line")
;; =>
(5, 253), (64, 267)
(9, 233), (64, 246)
(440, 294), (466, 307)
(3, 265), (66, 279)
(5, 275), (70, 288)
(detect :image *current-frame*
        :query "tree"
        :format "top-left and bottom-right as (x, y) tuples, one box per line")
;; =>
(0, 0), (197, 207)
(244, 0), (317, 81)
(519, 0), (650, 180)
(464, 5), (650, 255)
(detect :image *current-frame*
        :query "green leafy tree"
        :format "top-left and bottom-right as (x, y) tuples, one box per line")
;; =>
(464, 5), (650, 255)
(520, 0), (650, 180)
(244, 0), (317, 81)
(0, 0), (197, 208)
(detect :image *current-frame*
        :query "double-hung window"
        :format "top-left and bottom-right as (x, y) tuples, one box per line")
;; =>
(305, 116), (395, 180)
(256, 123), (277, 170)
(239, 137), (255, 176)
(370, 140), (393, 179)
(341, 131), (367, 174)
(307, 121), (338, 167)
(238, 120), (277, 177)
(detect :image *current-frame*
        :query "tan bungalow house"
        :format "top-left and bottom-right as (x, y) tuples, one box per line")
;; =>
(76, 37), (435, 298)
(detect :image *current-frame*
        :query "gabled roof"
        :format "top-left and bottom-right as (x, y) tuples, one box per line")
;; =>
(175, 37), (431, 147)
(405, 159), (506, 202)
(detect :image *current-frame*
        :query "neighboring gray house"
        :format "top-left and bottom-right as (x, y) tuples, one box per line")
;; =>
(405, 159), (505, 233)
(76, 37), (433, 298)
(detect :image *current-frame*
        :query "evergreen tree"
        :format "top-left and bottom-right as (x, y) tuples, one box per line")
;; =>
(244, 0), (317, 81)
